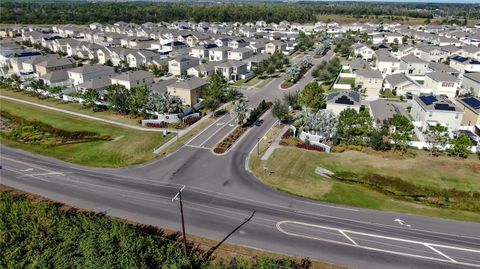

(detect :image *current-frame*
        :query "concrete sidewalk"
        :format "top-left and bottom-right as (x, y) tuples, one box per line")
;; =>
(261, 125), (289, 161)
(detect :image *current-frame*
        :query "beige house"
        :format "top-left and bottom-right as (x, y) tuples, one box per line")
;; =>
(355, 69), (383, 96)
(456, 97), (480, 128)
(111, 70), (154, 89)
(375, 50), (400, 75)
(168, 55), (199, 76)
(228, 47), (253, 61)
(166, 77), (207, 106)
(35, 57), (76, 76)
(265, 41), (286, 54)
(424, 72), (460, 98)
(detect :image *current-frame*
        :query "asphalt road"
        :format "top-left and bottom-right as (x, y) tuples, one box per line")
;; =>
(1, 50), (480, 268)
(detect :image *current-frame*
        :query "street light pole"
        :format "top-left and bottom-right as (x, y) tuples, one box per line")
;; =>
(257, 137), (260, 155)
(172, 185), (188, 257)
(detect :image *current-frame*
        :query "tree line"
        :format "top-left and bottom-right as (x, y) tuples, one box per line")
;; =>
(1, 2), (477, 25)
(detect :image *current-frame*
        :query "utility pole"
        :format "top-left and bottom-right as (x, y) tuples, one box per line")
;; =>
(172, 185), (188, 257)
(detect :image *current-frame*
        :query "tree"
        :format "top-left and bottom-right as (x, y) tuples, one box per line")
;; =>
(369, 121), (391, 151)
(272, 99), (289, 123)
(283, 90), (300, 110)
(107, 84), (130, 114)
(449, 134), (473, 158)
(299, 82), (326, 111)
(149, 64), (168, 77)
(388, 114), (414, 152)
(202, 70), (227, 111)
(127, 85), (151, 116)
(47, 86), (63, 95)
(425, 124), (449, 155)
(146, 92), (183, 114)
(336, 108), (372, 145)
(82, 88), (100, 109)
(232, 99), (248, 125)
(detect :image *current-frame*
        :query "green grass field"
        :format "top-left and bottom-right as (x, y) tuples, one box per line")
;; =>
(250, 146), (480, 222)
(1, 99), (173, 167)
(1, 88), (141, 125)
(337, 77), (355, 85)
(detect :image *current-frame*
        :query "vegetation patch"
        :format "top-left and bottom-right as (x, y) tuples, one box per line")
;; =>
(1, 111), (111, 146)
(0, 188), (324, 269)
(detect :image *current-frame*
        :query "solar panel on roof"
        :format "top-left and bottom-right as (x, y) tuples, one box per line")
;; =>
(434, 103), (456, 111)
(335, 95), (354, 105)
(462, 97), (480, 110)
(348, 91), (360, 101)
(419, 95), (437, 105)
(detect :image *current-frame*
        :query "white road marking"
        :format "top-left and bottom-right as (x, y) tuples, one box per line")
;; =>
(184, 144), (211, 150)
(184, 113), (230, 146)
(19, 172), (65, 178)
(395, 218), (411, 227)
(276, 220), (480, 268)
(425, 244), (457, 263)
(198, 116), (237, 147)
(340, 230), (358, 246)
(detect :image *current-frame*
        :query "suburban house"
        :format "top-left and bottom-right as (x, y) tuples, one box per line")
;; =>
(355, 69), (383, 96)
(75, 77), (112, 94)
(424, 72), (460, 98)
(214, 37), (231, 47)
(449, 56), (480, 78)
(456, 97), (480, 130)
(369, 99), (402, 124)
(34, 56), (76, 76)
(168, 55), (199, 76)
(166, 77), (207, 106)
(228, 47), (254, 61)
(411, 95), (463, 132)
(148, 79), (176, 94)
(67, 65), (115, 85)
(265, 40), (286, 54)
(209, 46), (231, 62)
(375, 51), (400, 75)
(427, 62), (460, 77)
(400, 54), (428, 76)
(348, 58), (370, 73)
(384, 73), (421, 96)
(187, 62), (215, 78)
(214, 61), (248, 81)
(189, 44), (217, 59)
(126, 50), (161, 69)
(249, 41), (267, 53)
(227, 38), (248, 49)
(459, 45), (480, 60)
(326, 91), (361, 116)
(246, 53), (270, 71)
(111, 70), (154, 89)
(39, 70), (71, 87)
(353, 43), (374, 60)
(462, 72), (480, 97)
(413, 46), (447, 62)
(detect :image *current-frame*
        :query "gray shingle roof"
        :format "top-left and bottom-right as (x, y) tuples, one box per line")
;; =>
(426, 72), (459, 82)
(369, 99), (401, 122)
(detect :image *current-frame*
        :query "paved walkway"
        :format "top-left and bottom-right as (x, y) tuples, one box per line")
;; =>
(261, 125), (289, 161)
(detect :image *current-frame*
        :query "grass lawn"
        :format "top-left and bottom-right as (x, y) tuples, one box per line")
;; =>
(341, 69), (351, 73)
(1, 88), (141, 126)
(250, 146), (480, 222)
(337, 77), (355, 85)
(1, 98), (173, 167)
(415, 80), (424, 85)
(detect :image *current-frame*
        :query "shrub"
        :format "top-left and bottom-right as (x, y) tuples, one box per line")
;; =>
(145, 122), (166, 128)
(296, 143), (325, 152)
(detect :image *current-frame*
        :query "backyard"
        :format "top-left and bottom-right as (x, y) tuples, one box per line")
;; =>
(0, 99), (173, 167)
(250, 145), (480, 222)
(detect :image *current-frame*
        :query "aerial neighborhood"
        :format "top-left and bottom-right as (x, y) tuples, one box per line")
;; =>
(1, 19), (480, 151)
(1, 2), (480, 269)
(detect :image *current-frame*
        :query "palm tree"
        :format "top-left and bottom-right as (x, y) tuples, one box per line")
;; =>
(232, 99), (248, 125)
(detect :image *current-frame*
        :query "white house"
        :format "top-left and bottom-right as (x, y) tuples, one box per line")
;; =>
(67, 65), (114, 85)
(353, 43), (374, 60)
(411, 95), (463, 132)
(168, 55), (199, 76)
(111, 70), (154, 89)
